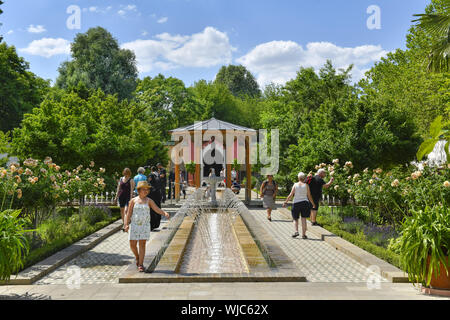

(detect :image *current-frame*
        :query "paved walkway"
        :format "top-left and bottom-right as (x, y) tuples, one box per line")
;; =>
(35, 211), (174, 285)
(1, 190), (447, 300)
(249, 207), (388, 283)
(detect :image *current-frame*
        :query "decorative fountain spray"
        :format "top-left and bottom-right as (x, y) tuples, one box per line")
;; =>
(203, 168), (224, 207)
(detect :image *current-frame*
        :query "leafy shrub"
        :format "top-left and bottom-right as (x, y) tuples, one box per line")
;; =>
(0, 210), (31, 281)
(81, 204), (110, 225)
(392, 205), (449, 286)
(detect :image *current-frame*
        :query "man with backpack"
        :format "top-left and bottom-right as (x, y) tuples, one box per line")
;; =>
(147, 166), (163, 230)
(305, 169), (334, 226)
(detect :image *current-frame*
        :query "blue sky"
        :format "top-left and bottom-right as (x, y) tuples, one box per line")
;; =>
(1, 0), (430, 87)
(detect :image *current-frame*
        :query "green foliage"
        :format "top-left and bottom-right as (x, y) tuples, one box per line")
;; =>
(317, 219), (401, 269)
(134, 75), (201, 139)
(11, 87), (167, 175)
(185, 161), (196, 175)
(0, 210), (31, 281)
(412, 0), (450, 72)
(417, 116), (450, 161)
(0, 43), (50, 132)
(24, 207), (120, 269)
(215, 65), (261, 98)
(392, 205), (449, 286)
(56, 27), (138, 101)
(0, 130), (9, 166)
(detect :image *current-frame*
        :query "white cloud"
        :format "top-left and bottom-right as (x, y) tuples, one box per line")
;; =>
(141, 31), (149, 36)
(27, 25), (46, 34)
(122, 27), (235, 72)
(6, 30), (14, 35)
(157, 17), (168, 24)
(118, 4), (137, 16)
(237, 41), (388, 86)
(20, 38), (71, 58)
(89, 7), (99, 13)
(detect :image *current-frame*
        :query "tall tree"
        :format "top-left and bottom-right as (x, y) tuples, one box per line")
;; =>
(215, 65), (261, 98)
(56, 27), (138, 101)
(412, 0), (450, 72)
(11, 85), (167, 174)
(134, 74), (202, 139)
(0, 43), (50, 132)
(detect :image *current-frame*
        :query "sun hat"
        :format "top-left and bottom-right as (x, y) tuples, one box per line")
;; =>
(136, 181), (151, 191)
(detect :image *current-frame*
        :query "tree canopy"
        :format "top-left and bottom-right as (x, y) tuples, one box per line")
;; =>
(56, 27), (138, 101)
(215, 65), (261, 98)
(0, 43), (50, 132)
(11, 85), (167, 174)
(0, 0), (4, 43)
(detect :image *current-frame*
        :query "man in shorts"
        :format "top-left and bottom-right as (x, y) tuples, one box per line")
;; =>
(308, 169), (334, 226)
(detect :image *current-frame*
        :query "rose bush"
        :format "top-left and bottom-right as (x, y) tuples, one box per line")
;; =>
(0, 157), (107, 229)
(311, 159), (450, 226)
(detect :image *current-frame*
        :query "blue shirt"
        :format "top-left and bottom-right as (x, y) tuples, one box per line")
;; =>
(133, 173), (147, 192)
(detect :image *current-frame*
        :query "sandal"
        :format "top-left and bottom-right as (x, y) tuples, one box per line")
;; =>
(302, 235), (308, 239)
(292, 232), (299, 238)
(138, 265), (145, 272)
(267, 216), (272, 222)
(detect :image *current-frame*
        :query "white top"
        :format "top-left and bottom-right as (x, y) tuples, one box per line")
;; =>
(293, 182), (309, 203)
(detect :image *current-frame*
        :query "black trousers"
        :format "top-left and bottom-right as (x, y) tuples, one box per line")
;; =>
(148, 191), (162, 230)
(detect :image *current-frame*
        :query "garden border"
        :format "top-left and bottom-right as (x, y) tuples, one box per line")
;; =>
(0, 219), (123, 285)
(278, 207), (409, 283)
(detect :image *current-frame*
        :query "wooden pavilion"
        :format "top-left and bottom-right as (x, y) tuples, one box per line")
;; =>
(168, 118), (257, 203)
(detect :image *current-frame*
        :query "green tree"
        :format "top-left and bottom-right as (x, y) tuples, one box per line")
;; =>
(134, 75), (202, 139)
(0, 43), (50, 132)
(191, 80), (242, 124)
(11, 85), (167, 174)
(412, 0), (450, 72)
(215, 65), (261, 98)
(56, 27), (138, 101)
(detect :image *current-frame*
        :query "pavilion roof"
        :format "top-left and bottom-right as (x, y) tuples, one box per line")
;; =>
(169, 118), (256, 133)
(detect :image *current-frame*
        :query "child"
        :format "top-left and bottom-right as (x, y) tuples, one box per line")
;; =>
(124, 181), (170, 272)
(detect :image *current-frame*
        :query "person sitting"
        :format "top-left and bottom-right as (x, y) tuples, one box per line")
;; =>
(231, 179), (241, 194)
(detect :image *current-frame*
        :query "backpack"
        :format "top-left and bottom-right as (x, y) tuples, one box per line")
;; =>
(148, 172), (162, 192)
(305, 176), (314, 185)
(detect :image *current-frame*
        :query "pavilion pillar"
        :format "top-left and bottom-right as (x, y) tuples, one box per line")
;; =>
(195, 164), (201, 188)
(226, 164), (232, 188)
(175, 163), (180, 201)
(245, 137), (251, 203)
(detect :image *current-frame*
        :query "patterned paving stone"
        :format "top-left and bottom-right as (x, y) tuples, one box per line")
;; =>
(36, 211), (176, 285)
(248, 207), (388, 283)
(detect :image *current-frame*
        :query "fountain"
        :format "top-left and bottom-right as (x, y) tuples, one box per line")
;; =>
(119, 185), (305, 283)
(203, 168), (224, 207)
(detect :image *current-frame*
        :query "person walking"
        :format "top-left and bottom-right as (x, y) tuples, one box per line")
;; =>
(157, 163), (167, 204)
(114, 168), (135, 231)
(133, 167), (147, 194)
(124, 181), (169, 272)
(260, 175), (278, 221)
(147, 166), (162, 230)
(283, 172), (316, 239)
(307, 168), (334, 226)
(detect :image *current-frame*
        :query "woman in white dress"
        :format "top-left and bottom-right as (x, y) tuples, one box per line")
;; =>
(124, 181), (170, 272)
(283, 172), (316, 239)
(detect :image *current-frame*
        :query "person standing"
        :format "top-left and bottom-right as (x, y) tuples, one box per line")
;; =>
(260, 175), (278, 222)
(168, 170), (175, 199)
(115, 168), (135, 230)
(157, 163), (167, 204)
(283, 172), (316, 239)
(147, 166), (162, 230)
(133, 167), (147, 194)
(124, 181), (169, 272)
(308, 168), (334, 226)
(231, 168), (237, 181)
